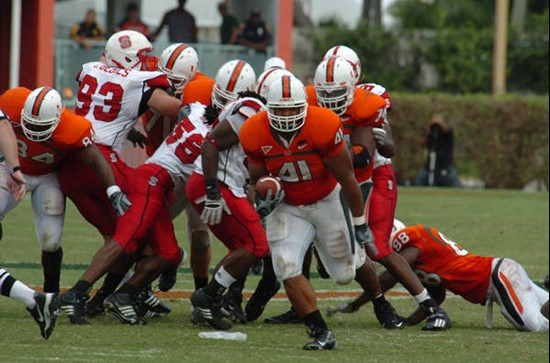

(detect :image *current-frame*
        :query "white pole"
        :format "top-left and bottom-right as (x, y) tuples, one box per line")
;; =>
(9, 0), (22, 88)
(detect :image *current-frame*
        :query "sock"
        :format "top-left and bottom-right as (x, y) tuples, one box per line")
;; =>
(10, 281), (37, 309)
(372, 294), (386, 308)
(302, 310), (328, 331)
(420, 298), (438, 312)
(117, 283), (139, 299)
(73, 280), (92, 295)
(193, 276), (208, 290)
(203, 266), (237, 297)
(261, 256), (277, 284)
(414, 289), (431, 304)
(100, 272), (126, 296)
(42, 248), (63, 293)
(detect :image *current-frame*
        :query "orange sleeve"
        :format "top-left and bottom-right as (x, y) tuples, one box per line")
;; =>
(310, 107), (345, 158)
(239, 113), (265, 164)
(55, 111), (95, 149)
(350, 89), (387, 127)
(0, 87), (32, 123)
(182, 77), (215, 106)
(305, 85), (318, 106)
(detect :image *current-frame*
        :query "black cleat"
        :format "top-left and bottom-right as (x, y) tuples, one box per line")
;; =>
(221, 287), (246, 324)
(374, 299), (405, 329)
(422, 305), (451, 331)
(104, 292), (142, 325)
(59, 290), (89, 325)
(245, 279), (280, 322)
(136, 288), (171, 319)
(303, 328), (337, 351)
(27, 292), (60, 340)
(190, 289), (232, 330)
(264, 307), (302, 324)
(84, 290), (107, 317)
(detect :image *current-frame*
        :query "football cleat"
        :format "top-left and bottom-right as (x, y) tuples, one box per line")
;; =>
(221, 287), (247, 324)
(303, 328), (337, 351)
(374, 299), (405, 329)
(422, 305), (451, 331)
(59, 290), (89, 325)
(27, 292), (60, 340)
(84, 290), (107, 317)
(136, 287), (171, 319)
(104, 292), (142, 325)
(190, 288), (232, 330)
(245, 279), (281, 322)
(264, 306), (302, 324)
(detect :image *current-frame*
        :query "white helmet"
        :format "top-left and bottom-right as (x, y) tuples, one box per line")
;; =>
(157, 43), (199, 96)
(21, 87), (64, 142)
(211, 60), (256, 110)
(314, 56), (356, 116)
(324, 45), (361, 84)
(104, 30), (153, 70)
(266, 75), (308, 133)
(256, 68), (293, 99)
(263, 56), (286, 72)
(390, 219), (407, 242)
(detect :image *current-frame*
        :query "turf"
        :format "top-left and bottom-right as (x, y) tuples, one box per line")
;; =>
(0, 187), (548, 362)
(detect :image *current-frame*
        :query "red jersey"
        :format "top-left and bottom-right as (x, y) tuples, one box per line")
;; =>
(391, 225), (494, 304)
(0, 87), (95, 176)
(240, 106), (345, 206)
(306, 86), (386, 182)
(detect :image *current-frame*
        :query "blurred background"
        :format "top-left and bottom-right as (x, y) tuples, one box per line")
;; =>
(0, 0), (548, 190)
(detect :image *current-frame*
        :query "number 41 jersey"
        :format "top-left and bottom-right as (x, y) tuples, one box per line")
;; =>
(75, 61), (171, 154)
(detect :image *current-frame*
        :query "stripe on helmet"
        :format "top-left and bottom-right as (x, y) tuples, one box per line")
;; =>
(331, 46), (340, 56)
(165, 44), (189, 70)
(257, 68), (279, 93)
(31, 87), (53, 117)
(326, 56), (336, 83)
(282, 75), (291, 98)
(226, 60), (246, 92)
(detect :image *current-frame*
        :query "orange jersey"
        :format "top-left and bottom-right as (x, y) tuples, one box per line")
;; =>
(392, 225), (494, 304)
(306, 86), (385, 182)
(182, 72), (214, 106)
(0, 87), (95, 175)
(240, 106), (345, 205)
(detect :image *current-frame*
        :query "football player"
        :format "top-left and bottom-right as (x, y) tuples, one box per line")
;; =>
(185, 60), (270, 330)
(0, 87), (128, 294)
(239, 75), (372, 350)
(330, 220), (549, 332)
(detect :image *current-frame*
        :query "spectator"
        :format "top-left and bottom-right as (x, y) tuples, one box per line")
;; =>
(114, 3), (151, 39)
(152, 0), (197, 43)
(218, 2), (239, 45)
(238, 8), (271, 52)
(415, 114), (461, 187)
(70, 9), (105, 49)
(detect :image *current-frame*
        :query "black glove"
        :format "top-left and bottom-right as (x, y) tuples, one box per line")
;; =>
(255, 188), (285, 218)
(127, 129), (148, 149)
(352, 145), (371, 168)
(354, 222), (374, 248)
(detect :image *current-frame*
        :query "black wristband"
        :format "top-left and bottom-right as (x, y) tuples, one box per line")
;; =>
(9, 166), (21, 175)
(205, 179), (220, 199)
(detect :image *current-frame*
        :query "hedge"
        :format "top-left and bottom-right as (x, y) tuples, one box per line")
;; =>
(388, 93), (549, 189)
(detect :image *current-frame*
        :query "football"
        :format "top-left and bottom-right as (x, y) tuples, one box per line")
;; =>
(255, 176), (282, 200)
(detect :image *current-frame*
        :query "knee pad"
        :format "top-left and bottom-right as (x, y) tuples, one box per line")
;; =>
(333, 266), (355, 285)
(323, 229), (351, 259)
(41, 187), (65, 216)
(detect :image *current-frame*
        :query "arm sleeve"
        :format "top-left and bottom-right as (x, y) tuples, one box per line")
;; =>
(316, 111), (346, 158)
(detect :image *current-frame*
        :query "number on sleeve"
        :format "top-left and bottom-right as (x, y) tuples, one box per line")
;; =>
(438, 232), (468, 256)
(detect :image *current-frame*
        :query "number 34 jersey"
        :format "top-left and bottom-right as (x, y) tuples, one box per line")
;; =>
(75, 61), (171, 154)
(391, 225), (494, 304)
(0, 87), (94, 176)
(146, 102), (210, 181)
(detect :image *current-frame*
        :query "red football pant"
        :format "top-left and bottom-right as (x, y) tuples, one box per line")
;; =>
(113, 163), (182, 267)
(366, 164), (398, 261)
(185, 172), (269, 258)
(58, 145), (130, 236)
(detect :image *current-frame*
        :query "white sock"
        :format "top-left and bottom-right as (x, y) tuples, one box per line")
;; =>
(214, 266), (237, 289)
(414, 289), (430, 304)
(10, 281), (37, 309)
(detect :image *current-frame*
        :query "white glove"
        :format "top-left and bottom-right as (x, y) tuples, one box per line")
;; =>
(200, 180), (231, 225)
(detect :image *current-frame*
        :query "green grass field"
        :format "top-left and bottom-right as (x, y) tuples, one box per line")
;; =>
(0, 187), (548, 362)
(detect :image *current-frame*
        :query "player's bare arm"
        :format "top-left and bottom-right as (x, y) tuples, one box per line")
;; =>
(77, 145), (117, 188)
(147, 88), (181, 119)
(0, 118), (26, 199)
(247, 161), (268, 204)
(201, 120), (239, 181)
(350, 125), (376, 168)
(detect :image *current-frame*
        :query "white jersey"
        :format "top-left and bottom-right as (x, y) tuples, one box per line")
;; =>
(75, 61), (171, 154)
(195, 97), (265, 198)
(147, 103), (209, 182)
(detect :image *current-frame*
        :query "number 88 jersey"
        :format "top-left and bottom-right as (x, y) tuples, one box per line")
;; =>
(75, 61), (171, 154)
(0, 87), (95, 176)
(391, 225), (494, 304)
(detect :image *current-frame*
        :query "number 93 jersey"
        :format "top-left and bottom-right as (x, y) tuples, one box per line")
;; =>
(146, 102), (210, 181)
(391, 224), (494, 304)
(75, 61), (171, 154)
(0, 87), (95, 176)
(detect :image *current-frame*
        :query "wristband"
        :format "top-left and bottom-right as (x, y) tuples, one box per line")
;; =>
(9, 166), (21, 175)
(352, 215), (366, 226)
(106, 185), (121, 198)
